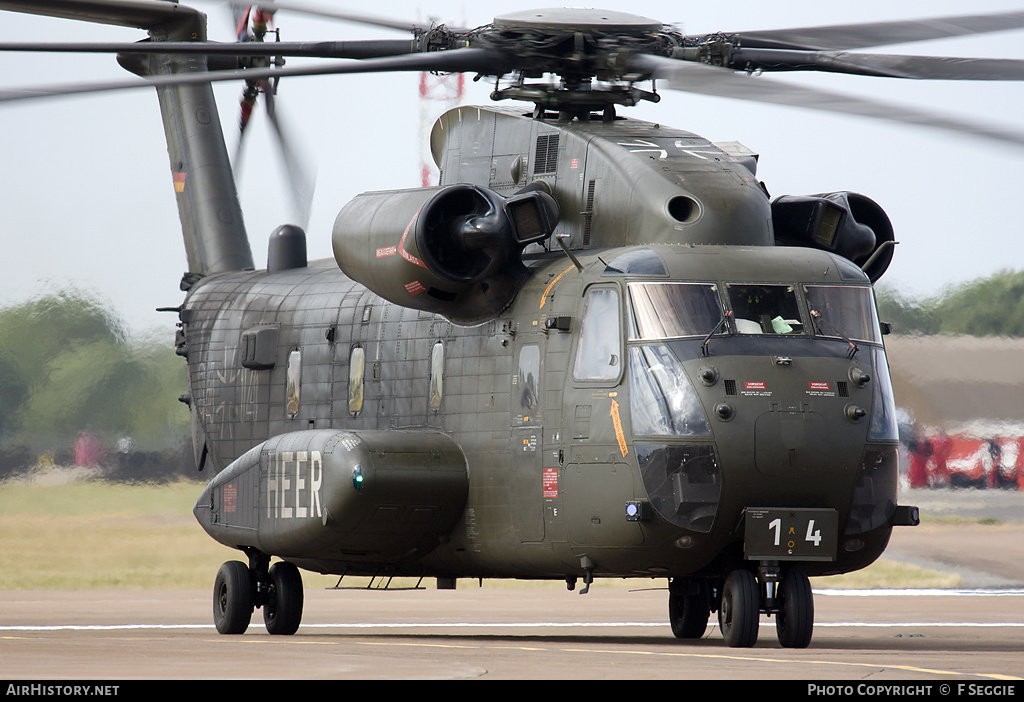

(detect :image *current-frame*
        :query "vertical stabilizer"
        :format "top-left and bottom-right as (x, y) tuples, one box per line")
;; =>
(135, 9), (254, 278)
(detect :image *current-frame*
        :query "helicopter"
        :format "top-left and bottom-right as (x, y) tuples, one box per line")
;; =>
(3, 1), (1024, 649)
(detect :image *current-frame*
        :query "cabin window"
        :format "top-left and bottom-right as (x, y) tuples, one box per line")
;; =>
(348, 346), (365, 414)
(804, 285), (882, 344)
(629, 345), (710, 436)
(628, 282), (721, 340)
(727, 284), (804, 334)
(286, 349), (301, 418)
(574, 287), (621, 381)
(429, 341), (444, 410)
(518, 344), (540, 412)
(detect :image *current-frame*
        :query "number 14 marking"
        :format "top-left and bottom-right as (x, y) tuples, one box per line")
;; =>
(769, 518), (823, 547)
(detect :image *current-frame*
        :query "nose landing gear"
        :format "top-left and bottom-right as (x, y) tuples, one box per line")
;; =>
(774, 568), (814, 648)
(668, 564), (814, 648)
(718, 569), (761, 647)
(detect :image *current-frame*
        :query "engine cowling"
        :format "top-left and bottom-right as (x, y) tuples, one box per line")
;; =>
(333, 184), (559, 324)
(771, 191), (895, 282)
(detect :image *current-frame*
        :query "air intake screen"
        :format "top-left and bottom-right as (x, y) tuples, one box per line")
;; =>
(534, 134), (559, 175)
(508, 198), (543, 242)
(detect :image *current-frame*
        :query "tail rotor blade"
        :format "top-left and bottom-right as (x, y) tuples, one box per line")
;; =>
(231, 81), (261, 174)
(231, 4), (253, 41)
(263, 87), (315, 229)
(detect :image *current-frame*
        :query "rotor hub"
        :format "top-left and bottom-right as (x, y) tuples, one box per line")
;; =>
(479, 10), (678, 117)
(492, 9), (663, 35)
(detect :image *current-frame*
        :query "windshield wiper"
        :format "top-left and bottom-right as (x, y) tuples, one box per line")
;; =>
(701, 311), (733, 357)
(811, 309), (859, 359)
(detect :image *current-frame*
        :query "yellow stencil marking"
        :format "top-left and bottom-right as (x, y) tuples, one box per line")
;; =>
(610, 399), (628, 457)
(540, 264), (576, 310)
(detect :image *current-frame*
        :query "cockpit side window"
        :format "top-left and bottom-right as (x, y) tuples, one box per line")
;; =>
(574, 287), (621, 381)
(727, 284), (804, 335)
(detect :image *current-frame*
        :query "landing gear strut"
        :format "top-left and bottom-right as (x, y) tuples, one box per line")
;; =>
(212, 550), (304, 635)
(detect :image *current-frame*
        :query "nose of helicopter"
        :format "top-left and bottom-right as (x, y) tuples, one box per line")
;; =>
(697, 354), (878, 515)
(751, 403), (831, 475)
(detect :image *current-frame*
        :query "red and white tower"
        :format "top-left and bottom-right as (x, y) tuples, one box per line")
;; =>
(418, 69), (465, 187)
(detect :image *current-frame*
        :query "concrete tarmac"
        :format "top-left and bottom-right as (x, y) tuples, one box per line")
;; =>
(1, 587), (1023, 680)
(2, 488), (1023, 681)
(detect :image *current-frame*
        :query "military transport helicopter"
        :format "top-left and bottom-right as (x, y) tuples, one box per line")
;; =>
(3, 0), (1024, 649)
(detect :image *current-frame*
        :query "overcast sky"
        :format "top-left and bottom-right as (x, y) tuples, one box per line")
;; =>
(2, 0), (1023, 338)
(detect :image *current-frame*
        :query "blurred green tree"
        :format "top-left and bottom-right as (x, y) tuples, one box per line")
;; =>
(0, 290), (187, 458)
(876, 269), (1024, 338)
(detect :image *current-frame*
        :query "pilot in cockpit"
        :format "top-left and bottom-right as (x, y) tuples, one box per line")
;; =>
(729, 284), (801, 334)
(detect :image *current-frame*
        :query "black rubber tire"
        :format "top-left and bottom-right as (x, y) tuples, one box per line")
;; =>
(669, 579), (711, 639)
(263, 561), (304, 635)
(776, 569), (814, 648)
(213, 560), (253, 635)
(719, 570), (760, 648)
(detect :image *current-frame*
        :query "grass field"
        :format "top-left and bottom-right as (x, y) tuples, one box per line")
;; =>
(0, 473), (961, 590)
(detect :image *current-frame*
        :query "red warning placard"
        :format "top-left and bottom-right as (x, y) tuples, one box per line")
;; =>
(543, 466), (558, 498)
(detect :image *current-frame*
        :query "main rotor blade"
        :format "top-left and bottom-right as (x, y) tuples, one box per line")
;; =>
(0, 47), (509, 103)
(631, 53), (1024, 149)
(731, 48), (1024, 81)
(0, 39), (418, 59)
(0, 0), (200, 30)
(732, 11), (1024, 51)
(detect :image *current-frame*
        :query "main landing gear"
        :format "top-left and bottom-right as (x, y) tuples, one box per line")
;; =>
(669, 565), (814, 648)
(213, 549), (304, 635)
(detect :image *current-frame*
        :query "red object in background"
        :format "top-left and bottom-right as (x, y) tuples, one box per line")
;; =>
(940, 435), (1023, 490)
(74, 431), (103, 467)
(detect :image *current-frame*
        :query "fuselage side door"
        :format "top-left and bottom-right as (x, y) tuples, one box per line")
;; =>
(563, 282), (643, 547)
(512, 333), (545, 543)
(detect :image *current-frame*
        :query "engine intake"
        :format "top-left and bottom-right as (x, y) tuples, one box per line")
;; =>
(771, 192), (895, 282)
(333, 184), (559, 323)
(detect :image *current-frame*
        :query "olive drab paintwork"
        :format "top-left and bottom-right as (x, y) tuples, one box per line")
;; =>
(429, 106), (773, 250)
(14, 1), (982, 647)
(185, 232), (901, 580)
(175, 92), (913, 643)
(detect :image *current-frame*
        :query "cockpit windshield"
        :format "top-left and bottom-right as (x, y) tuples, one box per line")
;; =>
(804, 285), (882, 344)
(628, 282), (721, 340)
(726, 284), (804, 335)
(625, 279), (881, 345)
